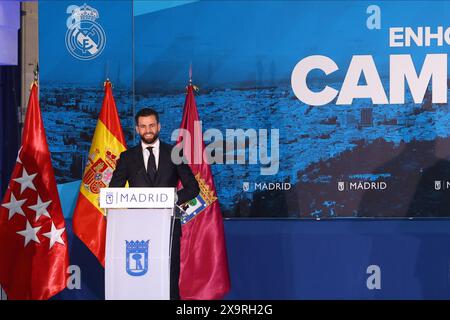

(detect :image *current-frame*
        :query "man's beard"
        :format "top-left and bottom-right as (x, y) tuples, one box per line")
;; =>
(140, 132), (159, 145)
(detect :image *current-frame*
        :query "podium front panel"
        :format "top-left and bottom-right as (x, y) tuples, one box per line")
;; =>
(105, 208), (172, 300)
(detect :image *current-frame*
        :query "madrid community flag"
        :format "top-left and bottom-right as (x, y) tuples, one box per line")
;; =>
(72, 81), (126, 266)
(177, 83), (231, 299)
(0, 81), (69, 299)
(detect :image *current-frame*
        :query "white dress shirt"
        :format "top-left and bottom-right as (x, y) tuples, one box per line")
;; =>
(141, 139), (160, 171)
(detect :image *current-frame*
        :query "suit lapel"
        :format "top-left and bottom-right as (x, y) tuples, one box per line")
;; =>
(155, 142), (169, 185)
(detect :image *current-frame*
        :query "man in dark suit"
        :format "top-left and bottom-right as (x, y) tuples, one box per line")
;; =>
(109, 107), (200, 300)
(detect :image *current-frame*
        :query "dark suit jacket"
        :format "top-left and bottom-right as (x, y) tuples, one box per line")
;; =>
(109, 141), (200, 205)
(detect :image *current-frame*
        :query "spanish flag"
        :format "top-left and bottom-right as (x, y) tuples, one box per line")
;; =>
(72, 81), (126, 266)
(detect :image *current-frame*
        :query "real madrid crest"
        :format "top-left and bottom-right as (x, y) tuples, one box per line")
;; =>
(65, 3), (106, 60)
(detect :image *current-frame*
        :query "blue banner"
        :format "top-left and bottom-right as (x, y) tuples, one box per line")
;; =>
(40, 1), (450, 218)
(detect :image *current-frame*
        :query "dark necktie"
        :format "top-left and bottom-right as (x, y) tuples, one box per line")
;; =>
(146, 146), (157, 182)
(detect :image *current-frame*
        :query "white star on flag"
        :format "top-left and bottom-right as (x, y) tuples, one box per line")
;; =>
(16, 146), (23, 164)
(1, 193), (26, 220)
(42, 222), (65, 249)
(28, 195), (52, 222)
(13, 167), (37, 194)
(16, 220), (41, 247)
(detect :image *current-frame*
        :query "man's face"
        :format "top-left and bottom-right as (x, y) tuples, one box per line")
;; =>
(136, 115), (161, 144)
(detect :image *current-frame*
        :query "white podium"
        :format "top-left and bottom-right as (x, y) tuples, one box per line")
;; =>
(100, 187), (176, 300)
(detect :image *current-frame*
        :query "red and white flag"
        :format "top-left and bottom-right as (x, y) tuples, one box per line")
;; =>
(0, 82), (69, 299)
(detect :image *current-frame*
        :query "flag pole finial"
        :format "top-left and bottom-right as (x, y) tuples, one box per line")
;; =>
(189, 62), (193, 84)
(34, 63), (39, 80)
(31, 63), (39, 89)
(187, 63), (199, 93)
(104, 78), (112, 87)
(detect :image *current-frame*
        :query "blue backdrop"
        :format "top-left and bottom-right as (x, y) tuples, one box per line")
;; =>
(55, 217), (450, 299)
(52, 181), (450, 299)
(39, 0), (450, 218)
